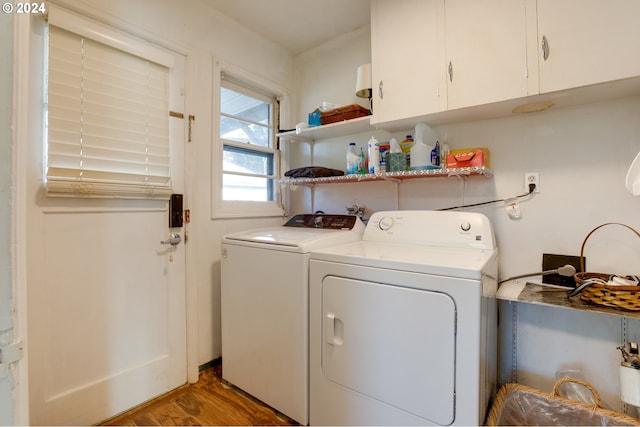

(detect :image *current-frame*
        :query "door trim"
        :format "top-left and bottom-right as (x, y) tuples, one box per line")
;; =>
(13, 13), (31, 426)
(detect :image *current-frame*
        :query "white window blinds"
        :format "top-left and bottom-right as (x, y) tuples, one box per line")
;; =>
(46, 25), (172, 199)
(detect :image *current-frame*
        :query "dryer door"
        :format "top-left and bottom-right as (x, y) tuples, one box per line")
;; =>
(322, 276), (456, 425)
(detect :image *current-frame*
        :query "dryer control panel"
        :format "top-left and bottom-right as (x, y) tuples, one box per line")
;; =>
(365, 210), (496, 250)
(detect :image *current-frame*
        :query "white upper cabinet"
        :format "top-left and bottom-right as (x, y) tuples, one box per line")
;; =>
(535, 0), (640, 94)
(444, 0), (530, 109)
(370, 0), (444, 125)
(369, 0), (640, 128)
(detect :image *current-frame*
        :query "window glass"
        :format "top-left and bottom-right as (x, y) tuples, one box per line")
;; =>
(220, 80), (277, 203)
(220, 115), (270, 147)
(223, 145), (273, 176)
(221, 86), (270, 124)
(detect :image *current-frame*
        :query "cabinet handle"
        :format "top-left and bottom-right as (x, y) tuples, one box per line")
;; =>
(378, 80), (383, 99)
(541, 35), (550, 61)
(448, 61), (453, 82)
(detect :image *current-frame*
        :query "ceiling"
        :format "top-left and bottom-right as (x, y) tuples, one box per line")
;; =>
(202, 0), (371, 55)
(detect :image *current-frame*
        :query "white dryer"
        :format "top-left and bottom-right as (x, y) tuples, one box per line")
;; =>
(221, 214), (365, 425)
(309, 210), (498, 426)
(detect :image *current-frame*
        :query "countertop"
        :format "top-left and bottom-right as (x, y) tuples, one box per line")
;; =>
(497, 280), (640, 320)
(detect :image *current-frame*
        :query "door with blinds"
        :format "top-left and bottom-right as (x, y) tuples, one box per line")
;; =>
(26, 8), (187, 425)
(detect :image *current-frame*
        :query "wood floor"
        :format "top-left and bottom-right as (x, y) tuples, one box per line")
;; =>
(102, 361), (298, 426)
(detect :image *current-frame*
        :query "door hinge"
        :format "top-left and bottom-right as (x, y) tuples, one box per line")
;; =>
(188, 114), (195, 142)
(0, 342), (24, 378)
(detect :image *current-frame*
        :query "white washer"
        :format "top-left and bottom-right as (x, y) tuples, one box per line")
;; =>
(221, 214), (365, 425)
(309, 210), (498, 426)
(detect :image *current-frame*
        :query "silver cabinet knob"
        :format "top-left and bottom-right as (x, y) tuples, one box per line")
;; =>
(160, 233), (181, 246)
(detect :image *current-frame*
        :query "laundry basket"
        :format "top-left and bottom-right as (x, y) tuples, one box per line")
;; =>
(486, 378), (638, 426)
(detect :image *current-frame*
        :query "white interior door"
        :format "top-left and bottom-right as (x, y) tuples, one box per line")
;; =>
(25, 26), (187, 425)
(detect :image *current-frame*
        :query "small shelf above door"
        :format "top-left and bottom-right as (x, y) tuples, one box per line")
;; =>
(278, 116), (375, 143)
(279, 166), (493, 185)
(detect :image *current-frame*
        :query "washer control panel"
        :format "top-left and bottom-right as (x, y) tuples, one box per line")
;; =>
(366, 210), (495, 250)
(284, 214), (358, 230)
(377, 216), (394, 231)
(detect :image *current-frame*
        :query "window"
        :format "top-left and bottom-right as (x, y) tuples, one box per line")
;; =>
(45, 6), (174, 199)
(213, 65), (286, 218)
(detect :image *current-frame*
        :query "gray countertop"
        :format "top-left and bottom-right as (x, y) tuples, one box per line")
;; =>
(497, 280), (640, 319)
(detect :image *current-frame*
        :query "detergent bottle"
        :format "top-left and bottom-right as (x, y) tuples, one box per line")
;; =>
(410, 123), (439, 170)
(431, 141), (441, 168)
(346, 142), (358, 174)
(400, 135), (414, 170)
(367, 136), (380, 174)
(357, 147), (366, 174)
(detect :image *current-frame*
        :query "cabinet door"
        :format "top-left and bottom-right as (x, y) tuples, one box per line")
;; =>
(445, 0), (529, 109)
(537, 0), (640, 94)
(370, 0), (444, 125)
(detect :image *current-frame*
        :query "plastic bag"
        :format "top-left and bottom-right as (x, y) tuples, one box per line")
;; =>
(487, 379), (638, 426)
(555, 369), (597, 406)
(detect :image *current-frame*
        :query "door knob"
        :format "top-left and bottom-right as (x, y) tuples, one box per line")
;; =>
(160, 233), (181, 246)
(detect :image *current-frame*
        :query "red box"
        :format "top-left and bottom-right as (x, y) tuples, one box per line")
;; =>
(446, 148), (489, 168)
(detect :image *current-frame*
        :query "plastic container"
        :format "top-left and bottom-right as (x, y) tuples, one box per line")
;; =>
(400, 135), (414, 170)
(410, 139), (434, 170)
(441, 143), (450, 168)
(346, 142), (358, 174)
(431, 141), (441, 168)
(378, 143), (390, 172)
(358, 147), (366, 174)
(368, 136), (380, 174)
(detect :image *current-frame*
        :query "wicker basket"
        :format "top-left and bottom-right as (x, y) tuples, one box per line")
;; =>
(573, 223), (640, 311)
(486, 377), (638, 425)
(320, 104), (370, 125)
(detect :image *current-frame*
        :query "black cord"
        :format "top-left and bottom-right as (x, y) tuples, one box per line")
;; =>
(439, 183), (536, 211)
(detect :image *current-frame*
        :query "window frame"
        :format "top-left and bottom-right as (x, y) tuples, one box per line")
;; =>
(212, 59), (288, 219)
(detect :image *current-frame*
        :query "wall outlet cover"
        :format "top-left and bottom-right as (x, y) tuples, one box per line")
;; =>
(542, 253), (583, 287)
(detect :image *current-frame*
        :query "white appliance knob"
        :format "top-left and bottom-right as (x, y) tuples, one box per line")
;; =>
(379, 216), (394, 230)
(461, 222), (471, 232)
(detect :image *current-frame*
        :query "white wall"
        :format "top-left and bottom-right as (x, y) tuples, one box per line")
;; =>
(291, 26), (640, 414)
(39, 0), (296, 366)
(294, 25), (371, 123)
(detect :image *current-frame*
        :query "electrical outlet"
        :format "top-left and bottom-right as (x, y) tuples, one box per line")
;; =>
(542, 253), (582, 287)
(524, 172), (540, 193)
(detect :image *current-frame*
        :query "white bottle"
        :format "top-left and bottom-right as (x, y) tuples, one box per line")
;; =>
(411, 122), (438, 170)
(367, 136), (380, 174)
(410, 140), (434, 170)
(346, 142), (358, 175)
